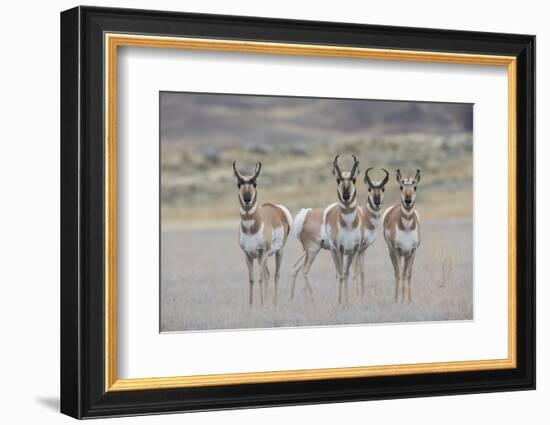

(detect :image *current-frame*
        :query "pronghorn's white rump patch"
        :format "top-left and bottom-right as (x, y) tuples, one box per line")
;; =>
(275, 204), (293, 230)
(239, 222), (265, 258)
(270, 226), (285, 255)
(292, 208), (311, 239)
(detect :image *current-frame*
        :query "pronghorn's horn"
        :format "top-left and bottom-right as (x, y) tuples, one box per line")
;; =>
(232, 161), (244, 182)
(379, 168), (390, 187)
(364, 167), (375, 187)
(414, 168), (421, 184)
(252, 161), (262, 181)
(350, 154), (360, 178)
(332, 155), (343, 179)
(396, 169), (402, 184)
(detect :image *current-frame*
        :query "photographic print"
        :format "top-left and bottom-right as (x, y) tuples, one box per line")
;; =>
(160, 92), (473, 332)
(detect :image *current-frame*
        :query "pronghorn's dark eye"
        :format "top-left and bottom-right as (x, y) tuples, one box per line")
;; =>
(368, 187), (371, 192)
(352, 179), (356, 184)
(414, 186), (417, 191)
(252, 183), (257, 188)
(337, 179), (342, 184)
(400, 186), (403, 191)
(382, 188), (385, 192)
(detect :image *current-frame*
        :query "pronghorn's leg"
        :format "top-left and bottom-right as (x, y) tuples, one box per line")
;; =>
(264, 264), (271, 289)
(245, 254), (254, 305)
(388, 247), (400, 303)
(358, 250), (366, 300)
(401, 254), (409, 303)
(329, 248), (343, 304)
(332, 247), (346, 304)
(274, 251), (283, 305)
(404, 250), (416, 304)
(342, 246), (358, 305)
(290, 254), (305, 300)
(302, 247), (320, 301)
(258, 250), (268, 306)
(353, 254), (361, 295)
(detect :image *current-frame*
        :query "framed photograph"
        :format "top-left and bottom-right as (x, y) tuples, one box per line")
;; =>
(60, 6), (535, 419)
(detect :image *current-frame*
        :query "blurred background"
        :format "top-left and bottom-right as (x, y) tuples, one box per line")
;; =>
(160, 92), (473, 332)
(160, 92), (473, 229)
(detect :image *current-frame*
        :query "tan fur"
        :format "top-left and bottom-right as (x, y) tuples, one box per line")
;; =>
(234, 161), (291, 306)
(291, 155), (361, 303)
(383, 170), (422, 304)
(298, 208), (324, 247)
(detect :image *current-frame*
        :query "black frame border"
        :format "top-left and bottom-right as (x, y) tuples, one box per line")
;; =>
(60, 6), (535, 419)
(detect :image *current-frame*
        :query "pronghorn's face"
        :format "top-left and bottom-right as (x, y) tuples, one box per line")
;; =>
(364, 168), (390, 211)
(397, 169), (421, 209)
(237, 179), (257, 207)
(233, 161), (261, 209)
(332, 155), (360, 207)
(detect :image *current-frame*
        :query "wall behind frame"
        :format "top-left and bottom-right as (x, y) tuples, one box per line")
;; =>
(0, 0), (543, 424)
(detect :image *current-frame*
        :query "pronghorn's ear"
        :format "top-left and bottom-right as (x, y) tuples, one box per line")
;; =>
(350, 154), (360, 179)
(414, 169), (421, 185)
(396, 169), (402, 184)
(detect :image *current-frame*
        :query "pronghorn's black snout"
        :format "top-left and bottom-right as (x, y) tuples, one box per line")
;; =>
(342, 190), (351, 201)
(243, 193), (252, 203)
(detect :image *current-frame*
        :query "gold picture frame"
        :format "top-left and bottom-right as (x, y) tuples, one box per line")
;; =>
(104, 33), (517, 392)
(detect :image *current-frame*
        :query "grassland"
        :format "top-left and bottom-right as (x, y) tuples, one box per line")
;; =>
(160, 132), (473, 331)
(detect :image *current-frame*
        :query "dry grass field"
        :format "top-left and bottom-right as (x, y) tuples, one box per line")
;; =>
(160, 218), (472, 332)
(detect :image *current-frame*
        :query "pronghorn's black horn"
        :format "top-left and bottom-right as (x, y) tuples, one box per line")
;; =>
(364, 167), (375, 187)
(414, 168), (421, 184)
(233, 161), (244, 182)
(332, 155), (343, 179)
(379, 168), (390, 187)
(350, 154), (360, 178)
(252, 161), (262, 181)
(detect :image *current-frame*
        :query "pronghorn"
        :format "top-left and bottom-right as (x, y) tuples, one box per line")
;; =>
(290, 155), (362, 302)
(352, 167), (390, 298)
(290, 205), (334, 301)
(233, 161), (292, 306)
(325, 155), (363, 304)
(383, 169), (421, 303)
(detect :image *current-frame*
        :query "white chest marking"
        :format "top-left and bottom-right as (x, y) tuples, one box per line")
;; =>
(401, 217), (414, 230)
(341, 211), (357, 226)
(362, 217), (380, 248)
(239, 223), (265, 257)
(335, 210), (361, 254)
(395, 225), (419, 255)
(242, 219), (255, 231)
